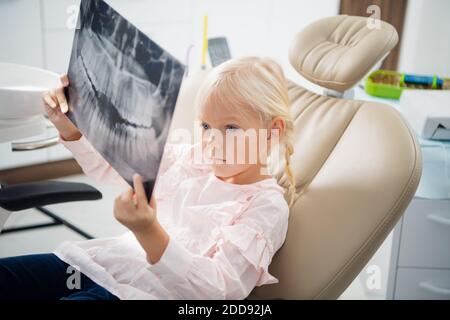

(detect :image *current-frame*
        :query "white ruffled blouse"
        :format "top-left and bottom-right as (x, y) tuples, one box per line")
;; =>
(53, 135), (289, 300)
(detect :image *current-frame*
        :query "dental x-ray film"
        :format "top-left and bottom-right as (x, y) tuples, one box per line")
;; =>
(66, 0), (185, 199)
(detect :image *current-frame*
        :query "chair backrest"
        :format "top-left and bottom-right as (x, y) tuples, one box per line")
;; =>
(169, 15), (422, 299)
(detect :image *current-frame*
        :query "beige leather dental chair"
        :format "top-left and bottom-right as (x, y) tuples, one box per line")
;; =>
(170, 15), (422, 299)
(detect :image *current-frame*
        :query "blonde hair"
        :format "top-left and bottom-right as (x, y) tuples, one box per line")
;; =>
(194, 56), (297, 207)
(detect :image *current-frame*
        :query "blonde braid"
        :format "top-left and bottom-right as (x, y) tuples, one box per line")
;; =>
(283, 120), (297, 207)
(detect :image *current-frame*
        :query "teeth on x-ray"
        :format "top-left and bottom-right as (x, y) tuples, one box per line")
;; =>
(67, 0), (185, 197)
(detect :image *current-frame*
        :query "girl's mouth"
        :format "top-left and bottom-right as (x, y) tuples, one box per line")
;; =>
(204, 155), (226, 164)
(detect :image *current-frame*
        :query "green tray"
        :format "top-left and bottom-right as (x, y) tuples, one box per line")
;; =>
(365, 70), (450, 100)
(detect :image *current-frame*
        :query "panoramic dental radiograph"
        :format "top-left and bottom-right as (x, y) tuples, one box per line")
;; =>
(66, 0), (185, 198)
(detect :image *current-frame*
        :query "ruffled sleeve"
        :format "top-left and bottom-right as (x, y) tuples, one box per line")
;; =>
(146, 193), (289, 300)
(60, 137), (193, 188)
(58, 134), (129, 188)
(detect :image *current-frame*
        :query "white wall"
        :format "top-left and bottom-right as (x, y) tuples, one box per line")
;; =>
(3, 0), (448, 89)
(0, 0), (340, 89)
(0, 0), (44, 68)
(398, 0), (450, 77)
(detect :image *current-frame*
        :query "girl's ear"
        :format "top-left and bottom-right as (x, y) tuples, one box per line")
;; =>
(267, 116), (286, 141)
(267, 120), (276, 140)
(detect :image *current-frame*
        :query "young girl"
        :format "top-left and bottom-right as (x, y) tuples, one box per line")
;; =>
(0, 56), (296, 300)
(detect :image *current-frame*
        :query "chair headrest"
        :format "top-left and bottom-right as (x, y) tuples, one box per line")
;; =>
(289, 15), (398, 92)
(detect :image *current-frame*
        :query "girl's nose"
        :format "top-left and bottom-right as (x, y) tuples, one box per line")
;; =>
(204, 129), (223, 147)
(203, 130), (225, 158)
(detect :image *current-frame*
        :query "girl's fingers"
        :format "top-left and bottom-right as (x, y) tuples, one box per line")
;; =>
(60, 74), (69, 87)
(55, 87), (68, 113)
(121, 187), (134, 203)
(43, 103), (56, 118)
(126, 188), (138, 212)
(116, 188), (134, 212)
(133, 174), (148, 207)
(42, 92), (57, 108)
(149, 194), (157, 210)
(114, 195), (123, 210)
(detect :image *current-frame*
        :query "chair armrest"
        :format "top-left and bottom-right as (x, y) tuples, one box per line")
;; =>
(0, 181), (102, 211)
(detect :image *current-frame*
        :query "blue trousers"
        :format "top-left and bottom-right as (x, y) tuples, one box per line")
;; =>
(0, 253), (119, 300)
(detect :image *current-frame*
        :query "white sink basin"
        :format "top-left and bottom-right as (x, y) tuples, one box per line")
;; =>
(0, 62), (60, 119)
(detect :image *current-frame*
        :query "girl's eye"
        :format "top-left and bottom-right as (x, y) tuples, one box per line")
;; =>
(201, 122), (210, 130)
(225, 125), (240, 132)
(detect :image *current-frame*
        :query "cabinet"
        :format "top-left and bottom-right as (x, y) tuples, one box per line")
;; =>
(387, 198), (450, 299)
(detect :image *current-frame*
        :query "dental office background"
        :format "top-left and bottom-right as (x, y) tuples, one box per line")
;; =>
(0, 0), (449, 299)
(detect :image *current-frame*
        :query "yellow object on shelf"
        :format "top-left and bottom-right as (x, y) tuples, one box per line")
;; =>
(201, 15), (208, 68)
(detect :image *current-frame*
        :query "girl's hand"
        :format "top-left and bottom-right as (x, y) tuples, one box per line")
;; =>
(42, 74), (82, 141)
(114, 174), (157, 235)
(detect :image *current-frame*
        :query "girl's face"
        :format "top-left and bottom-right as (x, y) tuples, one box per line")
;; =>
(198, 102), (283, 181)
